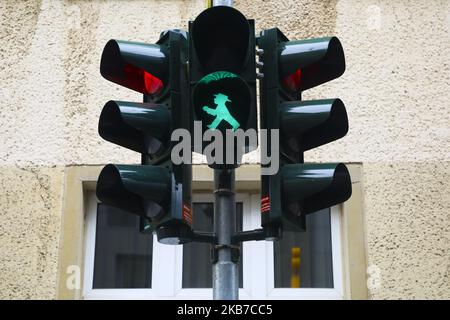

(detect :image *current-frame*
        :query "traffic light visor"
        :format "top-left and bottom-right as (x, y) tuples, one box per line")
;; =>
(280, 37), (345, 92)
(280, 99), (348, 152)
(100, 40), (167, 95)
(96, 164), (171, 218)
(192, 6), (250, 73)
(282, 163), (352, 216)
(98, 101), (171, 155)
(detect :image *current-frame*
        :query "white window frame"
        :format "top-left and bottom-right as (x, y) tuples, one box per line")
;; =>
(82, 192), (343, 300)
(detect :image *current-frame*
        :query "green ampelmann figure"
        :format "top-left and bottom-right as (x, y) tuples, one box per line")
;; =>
(202, 93), (240, 131)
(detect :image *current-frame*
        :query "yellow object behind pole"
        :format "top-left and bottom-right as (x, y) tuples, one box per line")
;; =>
(206, 0), (213, 8)
(290, 247), (301, 288)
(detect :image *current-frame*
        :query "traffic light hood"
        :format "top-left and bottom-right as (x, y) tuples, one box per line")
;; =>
(280, 98), (348, 153)
(98, 100), (171, 156)
(192, 6), (250, 73)
(96, 164), (171, 218)
(100, 40), (168, 95)
(281, 163), (352, 217)
(279, 37), (345, 91)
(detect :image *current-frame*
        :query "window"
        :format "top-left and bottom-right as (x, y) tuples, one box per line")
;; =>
(93, 204), (153, 289)
(83, 192), (343, 299)
(265, 205), (344, 299)
(83, 193), (251, 299)
(83, 195), (158, 299)
(273, 209), (334, 289)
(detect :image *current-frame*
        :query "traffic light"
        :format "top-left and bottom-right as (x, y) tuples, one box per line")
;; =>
(189, 6), (257, 168)
(259, 28), (352, 238)
(96, 30), (194, 245)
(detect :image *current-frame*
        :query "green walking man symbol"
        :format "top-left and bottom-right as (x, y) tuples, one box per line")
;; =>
(202, 93), (240, 131)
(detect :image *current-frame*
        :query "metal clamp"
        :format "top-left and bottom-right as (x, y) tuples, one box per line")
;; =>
(211, 244), (241, 264)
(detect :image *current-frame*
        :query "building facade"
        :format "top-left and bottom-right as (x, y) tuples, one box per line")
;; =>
(0, 0), (449, 299)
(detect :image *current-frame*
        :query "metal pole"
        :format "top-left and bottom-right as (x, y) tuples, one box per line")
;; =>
(213, 169), (238, 300)
(209, 0), (237, 301)
(212, 0), (233, 6)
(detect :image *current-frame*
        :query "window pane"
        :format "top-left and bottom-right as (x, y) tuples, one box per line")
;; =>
(93, 203), (153, 289)
(182, 202), (243, 288)
(274, 208), (333, 288)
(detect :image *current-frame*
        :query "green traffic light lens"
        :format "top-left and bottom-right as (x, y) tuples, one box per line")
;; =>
(193, 71), (251, 133)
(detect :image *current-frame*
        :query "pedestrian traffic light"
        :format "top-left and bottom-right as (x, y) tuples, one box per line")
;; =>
(189, 6), (257, 168)
(96, 30), (194, 244)
(258, 28), (352, 238)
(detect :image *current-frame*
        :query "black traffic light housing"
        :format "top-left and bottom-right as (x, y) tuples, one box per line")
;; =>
(259, 28), (352, 237)
(189, 6), (257, 168)
(96, 30), (193, 245)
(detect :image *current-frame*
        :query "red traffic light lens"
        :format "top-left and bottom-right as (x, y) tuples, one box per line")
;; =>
(123, 63), (164, 96)
(282, 64), (321, 93)
(282, 68), (302, 92)
(144, 69), (164, 96)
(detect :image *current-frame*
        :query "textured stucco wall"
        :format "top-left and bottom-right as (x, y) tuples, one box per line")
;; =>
(0, 0), (449, 299)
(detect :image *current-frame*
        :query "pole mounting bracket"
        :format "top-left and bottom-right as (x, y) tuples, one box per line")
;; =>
(211, 244), (241, 264)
